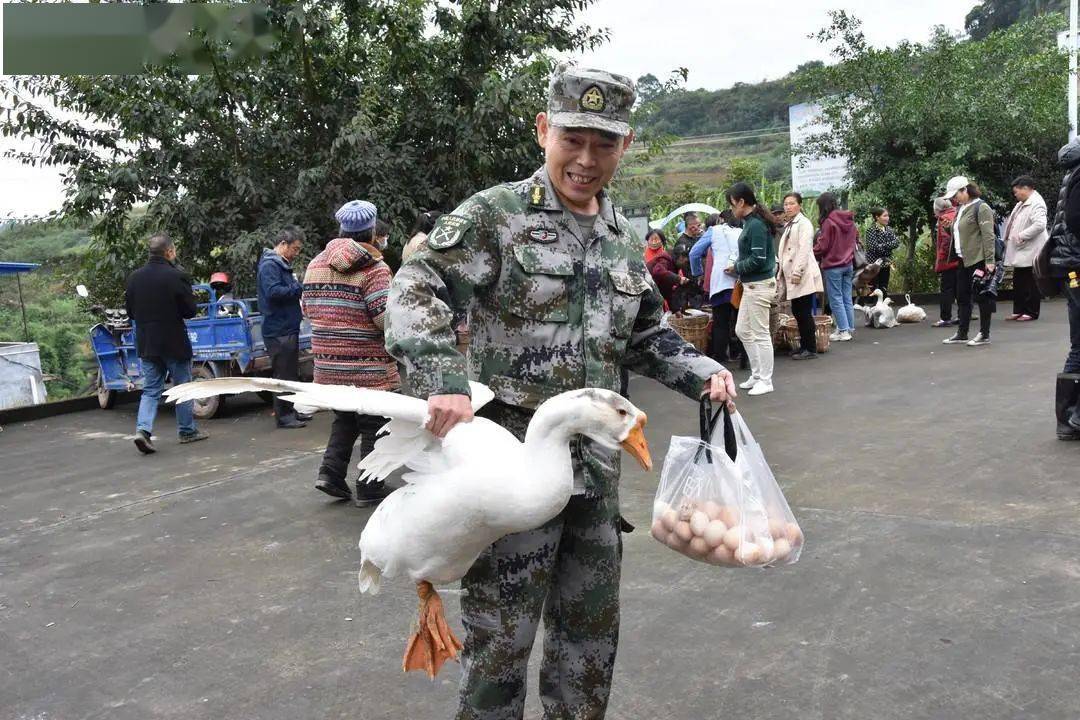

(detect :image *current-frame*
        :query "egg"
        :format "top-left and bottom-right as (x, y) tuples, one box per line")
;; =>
(703, 519), (728, 548)
(768, 518), (787, 539)
(675, 521), (694, 543)
(661, 509), (678, 533)
(734, 542), (761, 566)
(722, 525), (744, 552)
(773, 538), (792, 562)
(676, 498), (696, 521)
(653, 500), (670, 519)
(703, 500), (723, 521)
(785, 522), (804, 546)
(665, 532), (688, 552)
(688, 537), (710, 558)
(689, 511), (711, 537)
(650, 519), (667, 542)
(709, 544), (735, 566)
(719, 505), (741, 528)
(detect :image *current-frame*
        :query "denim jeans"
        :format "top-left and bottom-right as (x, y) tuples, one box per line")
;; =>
(137, 356), (196, 437)
(823, 266), (855, 332)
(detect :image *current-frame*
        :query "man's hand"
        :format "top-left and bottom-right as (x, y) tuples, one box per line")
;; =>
(791, 273), (802, 285)
(724, 265), (737, 276)
(703, 369), (737, 412)
(426, 394), (474, 439)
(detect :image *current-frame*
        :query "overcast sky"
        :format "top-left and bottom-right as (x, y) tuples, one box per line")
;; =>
(0, 1), (977, 219)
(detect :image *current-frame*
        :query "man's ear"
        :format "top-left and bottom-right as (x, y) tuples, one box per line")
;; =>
(536, 112), (550, 149)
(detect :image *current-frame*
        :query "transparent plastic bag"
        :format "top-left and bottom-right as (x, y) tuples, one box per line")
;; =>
(650, 398), (804, 568)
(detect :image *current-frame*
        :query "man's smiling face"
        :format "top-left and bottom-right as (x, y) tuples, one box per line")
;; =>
(536, 113), (633, 214)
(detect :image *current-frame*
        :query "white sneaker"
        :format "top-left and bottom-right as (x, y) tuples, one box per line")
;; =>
(967, 332), (991, 347)
(838, 331), (853, 342)
(738, 376), (759, 390)
(829, 330), (843, 341)
(748, 381), (774, 396)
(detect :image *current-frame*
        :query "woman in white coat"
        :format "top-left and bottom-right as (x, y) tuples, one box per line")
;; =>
(776, 192), (824, 359)
(1003, 175), (1048, 321)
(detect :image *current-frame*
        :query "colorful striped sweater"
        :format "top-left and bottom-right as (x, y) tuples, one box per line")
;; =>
(301, 239), (401, 390)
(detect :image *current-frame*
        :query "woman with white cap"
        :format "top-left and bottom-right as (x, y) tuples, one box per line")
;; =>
(941, 176), (997, 346)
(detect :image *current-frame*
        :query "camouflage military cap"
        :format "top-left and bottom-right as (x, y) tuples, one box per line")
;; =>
(547, 63), (636, 137)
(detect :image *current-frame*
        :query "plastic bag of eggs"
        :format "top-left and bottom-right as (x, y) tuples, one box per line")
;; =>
(650, 498), (803, 567)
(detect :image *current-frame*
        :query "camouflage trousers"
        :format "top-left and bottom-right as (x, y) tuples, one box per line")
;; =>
(455, 493), (624, 720)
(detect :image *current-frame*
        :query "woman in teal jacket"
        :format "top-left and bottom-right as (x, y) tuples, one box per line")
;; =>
(725, 182), (778, 396)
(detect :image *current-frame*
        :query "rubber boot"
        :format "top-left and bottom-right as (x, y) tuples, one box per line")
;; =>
(1056, 374), (1080, 441)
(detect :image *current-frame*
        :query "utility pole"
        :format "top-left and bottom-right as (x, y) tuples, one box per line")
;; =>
(1071, 0), (1078, 141)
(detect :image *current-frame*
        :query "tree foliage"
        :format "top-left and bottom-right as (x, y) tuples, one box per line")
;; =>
(799, 11), (1068, 291)
(966, 0), (1067, 40)
(1, 0), (606, 303)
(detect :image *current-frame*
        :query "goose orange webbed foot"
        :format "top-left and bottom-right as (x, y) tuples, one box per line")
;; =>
(402, 581), (463, 679)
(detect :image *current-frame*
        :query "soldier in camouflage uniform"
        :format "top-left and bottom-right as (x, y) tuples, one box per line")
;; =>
(385, 64), (736, 719)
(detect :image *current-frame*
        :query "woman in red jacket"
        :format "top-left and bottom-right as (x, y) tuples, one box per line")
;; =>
(932, 196), (960, 327)
(813, 193), (859, 341)
(645, 228), (689, 308)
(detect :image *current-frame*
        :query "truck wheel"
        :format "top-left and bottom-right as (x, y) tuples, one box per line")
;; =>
(96, 370), (116, 410)
(191, 364), (223, 419)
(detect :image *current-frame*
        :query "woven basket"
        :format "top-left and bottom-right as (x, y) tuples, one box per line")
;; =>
(780, 315), (834, 353)
(669, 313), (710, 353)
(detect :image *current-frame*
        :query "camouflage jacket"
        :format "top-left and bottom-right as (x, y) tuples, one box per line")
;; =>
(386, 166), (723, 495)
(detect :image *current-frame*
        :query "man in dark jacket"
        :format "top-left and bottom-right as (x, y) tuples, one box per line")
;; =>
(1050, 141), (1080, 439)
(124, 234), (208, 454)
(257, 226), (308, 429)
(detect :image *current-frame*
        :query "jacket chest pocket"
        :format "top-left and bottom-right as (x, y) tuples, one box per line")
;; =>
(609, 270), (649, 338)
(508, 244), (575, 322)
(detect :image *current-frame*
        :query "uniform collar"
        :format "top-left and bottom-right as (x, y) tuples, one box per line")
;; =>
(525, 166), (621, 235)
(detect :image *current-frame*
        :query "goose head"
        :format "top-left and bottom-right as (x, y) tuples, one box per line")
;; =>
(871, 288), (884, 303)
(528, 388), (652, 471)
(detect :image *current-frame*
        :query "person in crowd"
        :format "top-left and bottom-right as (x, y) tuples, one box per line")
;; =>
(385, 63), (734, 719)
(673, 211), (704, 257)
(124, 234), (207, 453)
(646, 228), (687, 308)
(373, 219), (391, 251)
(302, 200), (400, 506)
(813, 192), (858, 342)
(1048, 141), (1080, 439)
(690, 211), (740, 361)
(932, 197), (960, 327)
(401, 210), (444, 265)
(777, 192), (823, 360)
(941, 177), (997, 347)
(1003, 175), (1048, 322)
(208, 272), (236, 316)
(257, 226), (310, 428)
(726, 182), (778, 395)
(865, 207), (900, 295)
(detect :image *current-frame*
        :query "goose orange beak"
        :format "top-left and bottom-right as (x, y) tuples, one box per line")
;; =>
(620, 414), (652, 471)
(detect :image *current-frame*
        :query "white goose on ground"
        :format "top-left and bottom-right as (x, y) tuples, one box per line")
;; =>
(867, 288), (898, 328)
(163, 378), (652, 679)
(896, 293), (927, 323)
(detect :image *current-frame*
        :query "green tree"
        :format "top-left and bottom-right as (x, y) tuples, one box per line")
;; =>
(799, 11), (1068, 291)
(2, 0), (607, 303)
(966, 0), (1067, 40)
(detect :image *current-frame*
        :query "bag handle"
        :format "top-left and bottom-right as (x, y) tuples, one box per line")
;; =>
(696, 395), (737, 464)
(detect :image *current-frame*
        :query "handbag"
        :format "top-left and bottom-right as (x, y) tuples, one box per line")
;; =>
(731, 281), (744, 309)
(853, 239), (868, 270)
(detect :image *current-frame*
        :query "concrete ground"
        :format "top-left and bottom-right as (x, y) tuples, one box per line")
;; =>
(1, 299), (1078, 720)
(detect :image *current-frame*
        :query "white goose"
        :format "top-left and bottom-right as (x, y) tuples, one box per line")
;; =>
(896, 293), (927, 323)
(867, 288), (898, 329)
(163, 378), (652, 679)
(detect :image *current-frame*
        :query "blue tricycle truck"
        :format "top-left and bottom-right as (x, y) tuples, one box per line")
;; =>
(84, 283), (312, 419)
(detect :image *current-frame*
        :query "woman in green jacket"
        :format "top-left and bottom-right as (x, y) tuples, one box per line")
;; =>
(941, 177), (998, 347)
(725, 182), (778, 396)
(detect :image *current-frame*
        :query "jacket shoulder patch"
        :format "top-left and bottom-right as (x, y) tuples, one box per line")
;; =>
(427, 215), (472, 250)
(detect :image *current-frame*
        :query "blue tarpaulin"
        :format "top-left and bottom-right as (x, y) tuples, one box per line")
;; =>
(0, 262), (40, 275)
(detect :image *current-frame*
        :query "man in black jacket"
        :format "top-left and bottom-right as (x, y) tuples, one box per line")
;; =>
(1051, 141), (1080, 439)
(125, 234), (208, 453)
